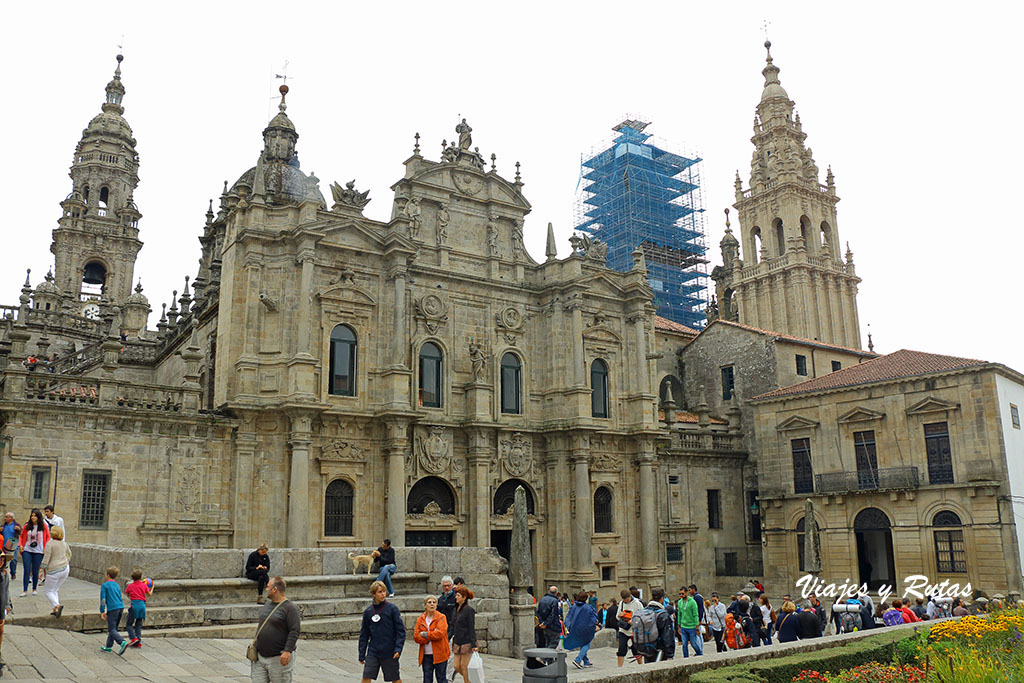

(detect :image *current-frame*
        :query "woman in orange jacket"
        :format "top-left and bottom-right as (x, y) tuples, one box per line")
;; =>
(413, 595), (450, 683)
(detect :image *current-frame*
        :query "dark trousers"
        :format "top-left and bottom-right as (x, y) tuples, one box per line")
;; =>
(712, 628), (726, 652)
(421, 657), (447, 683)
(9, 551), (15, 579)
(246, 568), (269, 595)
(105, 608), (125, 647)
(125, 607), (144, 641)
(21, 551), (42, 591)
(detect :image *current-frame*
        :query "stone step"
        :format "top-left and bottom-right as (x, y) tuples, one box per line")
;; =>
(146, 572), (431, 607)
(143, 611), (502, 645)
(12, 594), (438, 632)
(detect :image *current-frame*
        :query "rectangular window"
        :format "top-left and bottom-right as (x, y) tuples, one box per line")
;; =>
(668, 475), (679, 485)
(853, 430), (879, 490)
(79, 470), (111, 529)
(925, 422), (954, 485)
(707, 489), (722, 529)
(601, 566), (614, 582)
(796, 354), (808, 376)
(935, 529), (967, 573)
(1012, 404), (1021, 429)
(29, 467), (51, 505)
(721, 366), (735, 401)
(724, 552), (739, 575)
(832, 360), (842, 372)
(666, 545), (683, 563)
(792, 438), (814, 494)
(747, 490), (761, 544)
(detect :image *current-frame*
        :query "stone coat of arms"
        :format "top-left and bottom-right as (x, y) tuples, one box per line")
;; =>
(501, 432), (532, 477)
(416, 426), (451, 474)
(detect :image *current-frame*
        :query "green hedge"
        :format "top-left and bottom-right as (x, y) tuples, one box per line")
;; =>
(689, 631), (911, 683)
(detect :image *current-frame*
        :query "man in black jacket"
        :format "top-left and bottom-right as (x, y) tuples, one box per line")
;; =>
(438, 576), (458, 628)
(359, 581), (405, 683)
(373, 539), (397, 597)
(796, 604), (822, 639)
(535, 585), (561, 649)
(246, 543), (271, 605)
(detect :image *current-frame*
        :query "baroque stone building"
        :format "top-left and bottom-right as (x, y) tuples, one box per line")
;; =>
(0, 55), (753, 596)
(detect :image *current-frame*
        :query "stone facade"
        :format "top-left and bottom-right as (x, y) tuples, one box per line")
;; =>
(752, 357), (1024, 597)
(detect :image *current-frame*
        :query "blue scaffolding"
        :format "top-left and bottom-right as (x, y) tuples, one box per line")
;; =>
(575, 120), (709, 328)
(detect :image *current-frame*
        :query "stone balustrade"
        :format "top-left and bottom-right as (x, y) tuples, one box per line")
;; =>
(4, 369), (200, 413)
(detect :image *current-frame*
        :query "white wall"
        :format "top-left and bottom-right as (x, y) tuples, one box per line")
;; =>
(995, 372), (1024, 579)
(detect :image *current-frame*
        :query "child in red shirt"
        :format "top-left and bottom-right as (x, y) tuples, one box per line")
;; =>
(124, 569), (153, 647)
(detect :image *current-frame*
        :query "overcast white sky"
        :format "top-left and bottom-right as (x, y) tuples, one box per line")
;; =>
(2, 2), (1021, 373)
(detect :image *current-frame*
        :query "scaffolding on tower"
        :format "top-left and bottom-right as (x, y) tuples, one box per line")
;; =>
(575, 119), (709, 329)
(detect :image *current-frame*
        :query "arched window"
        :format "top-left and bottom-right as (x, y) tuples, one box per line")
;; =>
(594, 486), (613, 533)
(99, 186), (109, 210)
(328, 324), (357, 397)
(81, 261), (107, 297)
(83, 185), (90, 204)
(659, 375), (683, 407)
(933, 511), (966, 573)
(796, 517), (806, 573)
(751, 227), (762, 264)
(800, 216), (811, 252)
(820, 222), (832, 255)
(324, 479), (354, 536)
(500, 352), (522, 414)
(774, 219), (785, 256)
(591, 359), (609, 418)
(407, 476), (455, 515)
(419, 342), (443, 408)
(493, 479), (535, 515)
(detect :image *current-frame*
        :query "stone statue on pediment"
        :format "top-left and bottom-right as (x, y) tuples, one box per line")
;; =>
(456, 118), (473, 150)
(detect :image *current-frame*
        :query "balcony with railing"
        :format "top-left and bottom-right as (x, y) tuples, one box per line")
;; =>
(4, 369), (200, 414)
(815, 466), (920, 495)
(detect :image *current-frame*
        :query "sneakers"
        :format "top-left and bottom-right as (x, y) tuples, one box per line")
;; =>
(56, 604), (64, 618)
(32, 589), (38, 595)
(129, 638), (141, 648)
(583, 662), (594, 668)
(572, 659), (583, 669)
(388, 593), (396, 598)
(19, 591), (26, 597)
(118, 641), (129, 655)
(100, 647), (113, 653)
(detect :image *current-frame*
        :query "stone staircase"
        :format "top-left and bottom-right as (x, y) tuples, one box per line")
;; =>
(21, 544), (515, 655)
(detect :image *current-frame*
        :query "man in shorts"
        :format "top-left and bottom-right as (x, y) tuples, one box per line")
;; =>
(616, 587), (645, 666)
(359, 580), (405, 683)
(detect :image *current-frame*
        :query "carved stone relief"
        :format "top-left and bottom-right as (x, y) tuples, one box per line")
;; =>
(416, 425), (452, 474)
(501, 432), (532, 477)
(414, 294), (449, 334)
(321, 441), (368, 461)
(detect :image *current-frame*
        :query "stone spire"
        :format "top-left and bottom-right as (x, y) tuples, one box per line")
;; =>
(263, 85), (299, 163)
(103, 54), (126, 114)
(759, 40), (789, 105)
(545, 222), (557, 261)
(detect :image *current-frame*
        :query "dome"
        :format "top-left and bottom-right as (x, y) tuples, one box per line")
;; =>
(266, 111), (295, 132)
(230, 161), (325, 207)
(760, 81), (789, 101)
(126, 282), (149, 306)
(34, 278), (60, 296)
(720, 228), (739, 247)
(83, 110), (136, 147)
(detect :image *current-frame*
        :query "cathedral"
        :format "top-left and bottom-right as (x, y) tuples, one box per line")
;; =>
(1, 44), (1021, 599)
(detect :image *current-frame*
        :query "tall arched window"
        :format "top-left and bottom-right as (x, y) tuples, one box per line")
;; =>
(796, 517), (806, 573)
(933, 511), (966, 573)
(751, 227), (762, 264)
(500, 352), (522, 414)
(419, 342), (443, 408)
(328, 324), (357, 396)
(99, 186), (110, 210)
(594, 486), (613, 533)
(407, 476), (455, 515)
(591, 359), (609, 418)
(324, 479), (354, 536)
(774, 219), (785, 256)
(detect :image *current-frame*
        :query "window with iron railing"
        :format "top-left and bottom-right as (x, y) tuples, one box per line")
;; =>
(925, 422), (954, 485)
(792, 438), (814, 494)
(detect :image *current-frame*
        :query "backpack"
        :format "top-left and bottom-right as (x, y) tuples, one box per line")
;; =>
(882, 609), (904, 627)
(632, 608), (660, 645)
(617, 607), (634, 631)
(839, 611), (862, 632)
(725, 613), (750, 648)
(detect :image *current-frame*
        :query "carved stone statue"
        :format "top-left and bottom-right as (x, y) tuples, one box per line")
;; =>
(404, 197), (422, 239)
(456, 118), (472, 150)
(330, 180), (371, 210)
(511, 219), (524, 260)
(588, 239), (607, 261)
(486, 214), (499, 257)
(468, 339), (487, 382)
(436, 202), (450, 246)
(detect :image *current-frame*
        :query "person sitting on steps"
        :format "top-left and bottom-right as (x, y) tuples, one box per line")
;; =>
(373, 538), (397, 597)
(246, 543), (271, 605)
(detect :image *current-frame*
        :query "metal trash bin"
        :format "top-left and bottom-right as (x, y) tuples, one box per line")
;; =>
(523, 647), (568, 683)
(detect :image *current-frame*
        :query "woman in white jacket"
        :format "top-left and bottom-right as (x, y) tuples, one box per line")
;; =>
(40, 525), (71, 617)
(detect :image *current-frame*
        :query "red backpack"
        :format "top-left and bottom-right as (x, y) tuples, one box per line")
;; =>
(724, 613), (750, 648)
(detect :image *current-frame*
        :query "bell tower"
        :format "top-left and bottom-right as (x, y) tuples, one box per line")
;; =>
(712, 42), (862, 349)
(51, 54), (143, 313)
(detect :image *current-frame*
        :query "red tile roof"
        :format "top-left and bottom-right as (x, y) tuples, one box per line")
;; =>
(753, 349), (989, 400)
(712, 319), (875, 357)
(654, 315), (699, 335)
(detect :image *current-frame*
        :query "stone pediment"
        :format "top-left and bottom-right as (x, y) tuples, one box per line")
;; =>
(583, 324), (622, 345)
(409, 165), (531, 211)
(905, 396), (960, 416)
(578, 273), (628, 299)
(776, 415), (820, 431)
(317, 275), (377, 308)
(837, 406), (886, 423)
(320, 219), (386, 252)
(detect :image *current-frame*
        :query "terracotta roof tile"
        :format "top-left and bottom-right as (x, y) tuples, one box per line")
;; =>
(753, 349), (989, 400)
(713, 319), (875, 357)
(654, 315), (699, 335)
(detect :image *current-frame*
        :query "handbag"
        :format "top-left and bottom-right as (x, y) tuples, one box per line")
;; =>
(467, 651), (486, 683)
(246, 600), (284, 662)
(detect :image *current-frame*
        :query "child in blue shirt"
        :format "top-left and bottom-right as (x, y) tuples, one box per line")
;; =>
(99, 566), (128, 655)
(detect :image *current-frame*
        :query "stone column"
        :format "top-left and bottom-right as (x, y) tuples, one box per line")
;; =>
(568, 299), (585, 387)
(628, 311), (649, 395)
(390, 266), (408, 367)
(467, 428), (492, 547)
(287, 412), (313, 548)
(233, 417), (259, 547)
(295, 245), (316, 357)
(572, 442), (593, 575)
(384, 420), (409, 543)
(638, 451), (658, 570)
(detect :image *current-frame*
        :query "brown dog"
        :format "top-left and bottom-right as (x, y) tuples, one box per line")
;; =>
(349, 552), (374, 575)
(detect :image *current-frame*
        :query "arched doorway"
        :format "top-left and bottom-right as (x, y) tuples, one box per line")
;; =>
(854, 508), (895, 591)
(406, 476), (455, 547)
(490, 479), (535, 563)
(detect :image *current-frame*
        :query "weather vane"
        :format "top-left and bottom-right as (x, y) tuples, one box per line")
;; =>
(275, 60), (291, 86)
